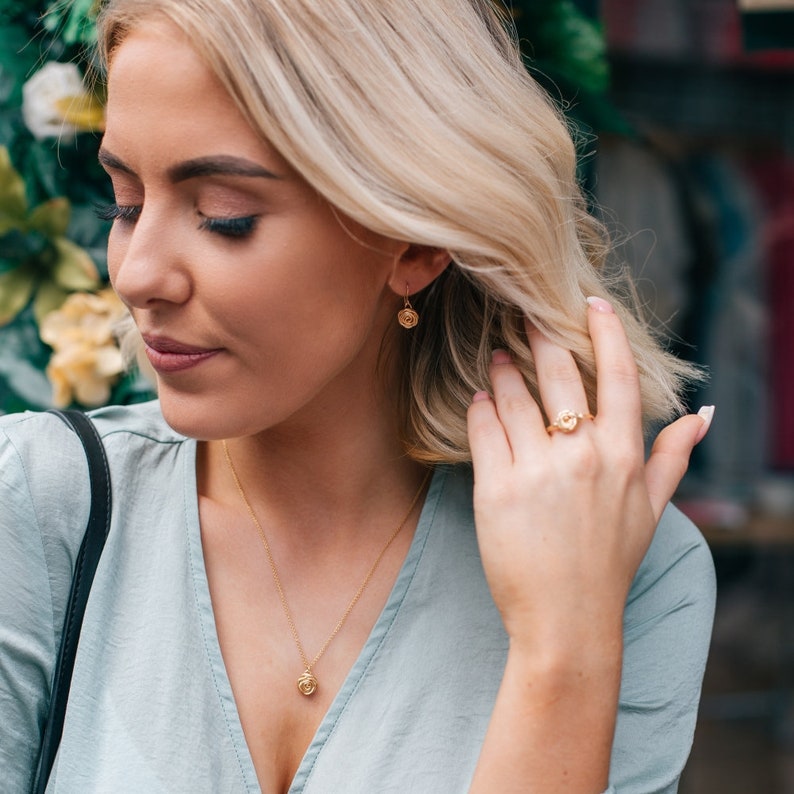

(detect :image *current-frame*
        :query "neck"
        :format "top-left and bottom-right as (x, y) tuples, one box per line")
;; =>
(198, 364), (429, 553)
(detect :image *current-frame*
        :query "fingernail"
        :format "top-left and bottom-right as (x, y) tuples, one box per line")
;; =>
(491, 349), (511, 364)
(695, 405), (715, 443)
(472, 390), (491, 403)
(586, 296), (614, 313)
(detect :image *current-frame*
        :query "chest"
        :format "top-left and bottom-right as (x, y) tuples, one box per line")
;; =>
(56, 467), (502, 792)
(199, 498), (416, 793)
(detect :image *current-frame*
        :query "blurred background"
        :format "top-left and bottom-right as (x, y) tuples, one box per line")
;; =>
(596, 2), (794, 791)
(1, 1), (793, 791)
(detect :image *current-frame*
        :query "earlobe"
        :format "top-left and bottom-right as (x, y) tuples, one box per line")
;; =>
(389, 244), (452, 296)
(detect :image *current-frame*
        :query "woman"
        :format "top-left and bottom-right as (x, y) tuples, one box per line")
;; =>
(0, 1), (716, 792)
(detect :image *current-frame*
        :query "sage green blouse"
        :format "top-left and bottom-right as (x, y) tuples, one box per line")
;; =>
(0, 402), (715, 793)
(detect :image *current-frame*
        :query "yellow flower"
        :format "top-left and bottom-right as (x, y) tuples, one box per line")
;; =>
(39, 288), (127, 408)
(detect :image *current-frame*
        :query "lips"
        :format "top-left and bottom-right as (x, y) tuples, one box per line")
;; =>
(142, 335), (223, 373)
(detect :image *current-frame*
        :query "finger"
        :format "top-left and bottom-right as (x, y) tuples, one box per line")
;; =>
(587, 297), (641, 433)
(488, 349), (548, 457)
(467, 390), (515, 474)
(644, 407), (714, 520)
(525, 320), (590, 425)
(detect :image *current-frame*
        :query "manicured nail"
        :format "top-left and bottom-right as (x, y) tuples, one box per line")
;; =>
(586, 296), (614, 313)
(472, 390), (491, 403)
(491, 349), (511, 364)
(695, 405), (715, 443)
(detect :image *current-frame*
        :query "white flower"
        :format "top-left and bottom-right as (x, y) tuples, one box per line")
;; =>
(22, 62), (105, 141)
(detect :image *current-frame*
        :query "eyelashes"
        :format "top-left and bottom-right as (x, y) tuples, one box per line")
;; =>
(197, 214), (258, 238)
(95, 203), (140, 224)
(94, 203), (259, 240)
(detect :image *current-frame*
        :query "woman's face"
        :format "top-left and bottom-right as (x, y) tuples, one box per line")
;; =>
(102, 22), (407, 440)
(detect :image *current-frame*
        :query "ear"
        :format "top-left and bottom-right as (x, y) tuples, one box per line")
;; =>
(387, 244), (451, 296)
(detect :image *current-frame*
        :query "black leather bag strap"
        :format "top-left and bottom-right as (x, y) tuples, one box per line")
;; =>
(34, 409), (113, 794)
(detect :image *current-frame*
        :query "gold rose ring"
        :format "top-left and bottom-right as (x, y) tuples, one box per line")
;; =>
(546, 409), (595, 434)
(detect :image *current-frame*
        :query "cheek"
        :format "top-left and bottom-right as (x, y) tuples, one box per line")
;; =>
(287, 239), (392, 317)
(219, 265), (381, 366)
(218, 242), (370, 329)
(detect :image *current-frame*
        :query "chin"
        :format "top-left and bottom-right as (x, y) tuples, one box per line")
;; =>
(156, 386), (289, 442)
(156, 390), (246, 441)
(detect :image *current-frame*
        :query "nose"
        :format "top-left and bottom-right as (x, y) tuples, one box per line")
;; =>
(108, 205), (192, 310)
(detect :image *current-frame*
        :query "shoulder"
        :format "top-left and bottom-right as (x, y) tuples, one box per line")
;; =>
(0, 400), (191, 646)
(0, 401), (181, 791)
(622, 503), (716, 672)
(619, 503), (716, 727)
(1, 397), (183, 480)
(0, 398), (181, 445)
(0, 409), (89, 548)
(610, 507), (715, 790)
(607, 507), (716, 790)
(0, 399), (186, 472)
(628, 502), (716, 623)
(87, 399), (186, 447)
(0, 400), (187, 557)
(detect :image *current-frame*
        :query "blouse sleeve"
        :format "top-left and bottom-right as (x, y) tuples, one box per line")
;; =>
(609, 503), (717, 793)
(0, 415), (89, 791)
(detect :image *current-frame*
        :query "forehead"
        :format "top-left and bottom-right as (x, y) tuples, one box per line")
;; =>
(107, 21), (226, 114)
(103, 21), (290, 175)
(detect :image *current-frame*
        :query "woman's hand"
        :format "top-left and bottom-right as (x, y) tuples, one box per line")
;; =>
(467, 296), (711, 649)
(466, 296), (712, 793)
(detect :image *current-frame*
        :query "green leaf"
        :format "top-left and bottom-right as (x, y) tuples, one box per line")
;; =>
(0, 212), (23, 237)
(0, 264), (36, 325)
(32, 278), (69, 326)
(43, 0), (99, 46)
(0, 256), (22, 275)
(0, 23), (41, 106)
(0, 228), (49, 261)
(0, 145), (28, 221)
(51, 236), (99, 289)
(534, 2), (609, 96)
(28, 197), (71, 237)
(111, 369), (157, 406)
(0, 109), (24, 155)
(67, 202), (110, 277)
(0, 304), (56, 410)
(21, 141), (62, 204)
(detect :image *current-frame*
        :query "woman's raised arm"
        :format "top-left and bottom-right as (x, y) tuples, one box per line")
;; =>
(467, 296), (713, 793)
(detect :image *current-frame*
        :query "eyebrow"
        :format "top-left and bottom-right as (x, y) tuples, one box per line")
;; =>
(97, 148), (281, 182)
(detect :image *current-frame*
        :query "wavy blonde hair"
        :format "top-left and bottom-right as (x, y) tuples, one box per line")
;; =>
(97, 0), (697, 463)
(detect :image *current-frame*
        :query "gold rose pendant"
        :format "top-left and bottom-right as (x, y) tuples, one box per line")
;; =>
(297, 669), (318, 696)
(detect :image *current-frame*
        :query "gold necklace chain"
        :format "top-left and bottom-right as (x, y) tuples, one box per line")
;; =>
(222, 440), (430, 696)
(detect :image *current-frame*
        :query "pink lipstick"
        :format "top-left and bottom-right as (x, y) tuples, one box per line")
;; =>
(142, 336), (222, 373)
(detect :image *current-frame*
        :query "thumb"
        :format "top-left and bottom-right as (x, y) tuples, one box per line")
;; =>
(645, 406), (714, 520)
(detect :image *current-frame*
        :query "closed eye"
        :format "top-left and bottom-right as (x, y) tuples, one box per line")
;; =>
(198, 214), (258, 239)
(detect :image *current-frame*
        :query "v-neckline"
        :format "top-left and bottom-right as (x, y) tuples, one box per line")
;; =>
(182, 442), (447, 793)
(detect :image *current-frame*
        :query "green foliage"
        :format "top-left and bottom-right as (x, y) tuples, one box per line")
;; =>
(0, 146), (101, 325)
(42, 0), (101, 47)
(509, 0), (631, 140)
(0, 0), (151, 412)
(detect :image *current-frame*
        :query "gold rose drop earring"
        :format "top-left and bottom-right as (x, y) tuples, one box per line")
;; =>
(397, 284), (419, 329)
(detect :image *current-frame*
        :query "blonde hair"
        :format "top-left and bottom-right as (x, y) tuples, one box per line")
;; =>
(97, 0), (697, 463)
